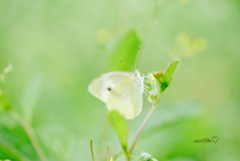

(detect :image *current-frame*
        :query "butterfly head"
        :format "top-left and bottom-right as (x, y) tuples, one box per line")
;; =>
(134, 70), (141, 78)
(133, 69), (144, 87)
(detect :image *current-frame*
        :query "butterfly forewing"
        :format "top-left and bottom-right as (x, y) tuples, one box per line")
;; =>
(88, 71), (133, 103)
(106, 78), (143, 119)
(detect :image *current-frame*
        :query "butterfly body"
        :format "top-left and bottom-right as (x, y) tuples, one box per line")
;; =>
(88, 70), (144, 119)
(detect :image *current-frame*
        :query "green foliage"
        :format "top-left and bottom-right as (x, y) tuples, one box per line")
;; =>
(114, 150), (158, 161)
(158, 60), (179, 93)
(20, 76), (42, 122)
(0, 0), (239, 160)
(131, 150), (157, 161)
(0, 142), (28, 161)
(109, 30), (141, 71)
(140, 101), (203, 139)
(147, 60), (179, 103)
(0, 91), (12, 112)
(109, 110), (129, 154)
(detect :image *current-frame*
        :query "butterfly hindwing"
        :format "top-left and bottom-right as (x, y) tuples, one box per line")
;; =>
(106, 78), (143, 119)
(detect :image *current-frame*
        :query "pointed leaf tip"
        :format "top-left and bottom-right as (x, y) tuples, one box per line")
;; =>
(146, 59), (179, 102)
(159, 59), (179, 93)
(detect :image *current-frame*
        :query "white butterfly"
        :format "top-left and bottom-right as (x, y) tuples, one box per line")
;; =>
(88, 69), (144, 119)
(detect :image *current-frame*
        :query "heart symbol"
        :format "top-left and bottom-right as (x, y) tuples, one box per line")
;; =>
(212, 136), (219, 143)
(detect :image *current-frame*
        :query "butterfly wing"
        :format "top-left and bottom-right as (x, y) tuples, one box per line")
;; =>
(88, 71), (134, 103)
(106, 78), (143, 119)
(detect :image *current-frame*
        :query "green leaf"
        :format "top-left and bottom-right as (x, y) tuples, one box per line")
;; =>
(131, 149), (158, 161)
(0, 141), (29, 161)
(159, 60), (179, 93)
(20, 75), (42, 122)
(146, 60), (179, 104)
(109, 30), (141, 71)
(109, 110), (129, 154)
(140, 101), (203, 139)
(0, 90), (12, 112)
(107, 157), (113, 161)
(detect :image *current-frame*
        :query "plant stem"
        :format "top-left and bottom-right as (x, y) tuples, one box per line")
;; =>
(129, 93), (161, 155)
(126, 154), (130, 161)
(90, 138), (95, 161)
(10, 110), (48, 161)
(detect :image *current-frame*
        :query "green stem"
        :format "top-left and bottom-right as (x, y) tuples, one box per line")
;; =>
(90, 138), (95, 161)
(10, 110), (48, 161)
(126, 154), (130, 161)
(129, 93), (161, 155)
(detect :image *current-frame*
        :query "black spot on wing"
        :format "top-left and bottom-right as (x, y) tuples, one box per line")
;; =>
(108, 87), (112, 91)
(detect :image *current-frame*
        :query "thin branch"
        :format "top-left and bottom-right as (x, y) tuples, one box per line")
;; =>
(10, 110), (48, 161)
(90, 138), (95, 161)
(129, 93), (161, 154)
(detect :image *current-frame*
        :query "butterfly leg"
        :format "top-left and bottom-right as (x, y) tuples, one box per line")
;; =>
(143, 85), (150, 89)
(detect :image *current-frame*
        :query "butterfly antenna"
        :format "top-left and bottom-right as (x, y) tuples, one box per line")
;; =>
(120, 59), (133, 71)
(135, 46), (140, 70)
(137, 66), (147, 74)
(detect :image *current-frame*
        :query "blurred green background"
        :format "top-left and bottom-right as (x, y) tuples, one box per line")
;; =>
(0, 0), (240, 160)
